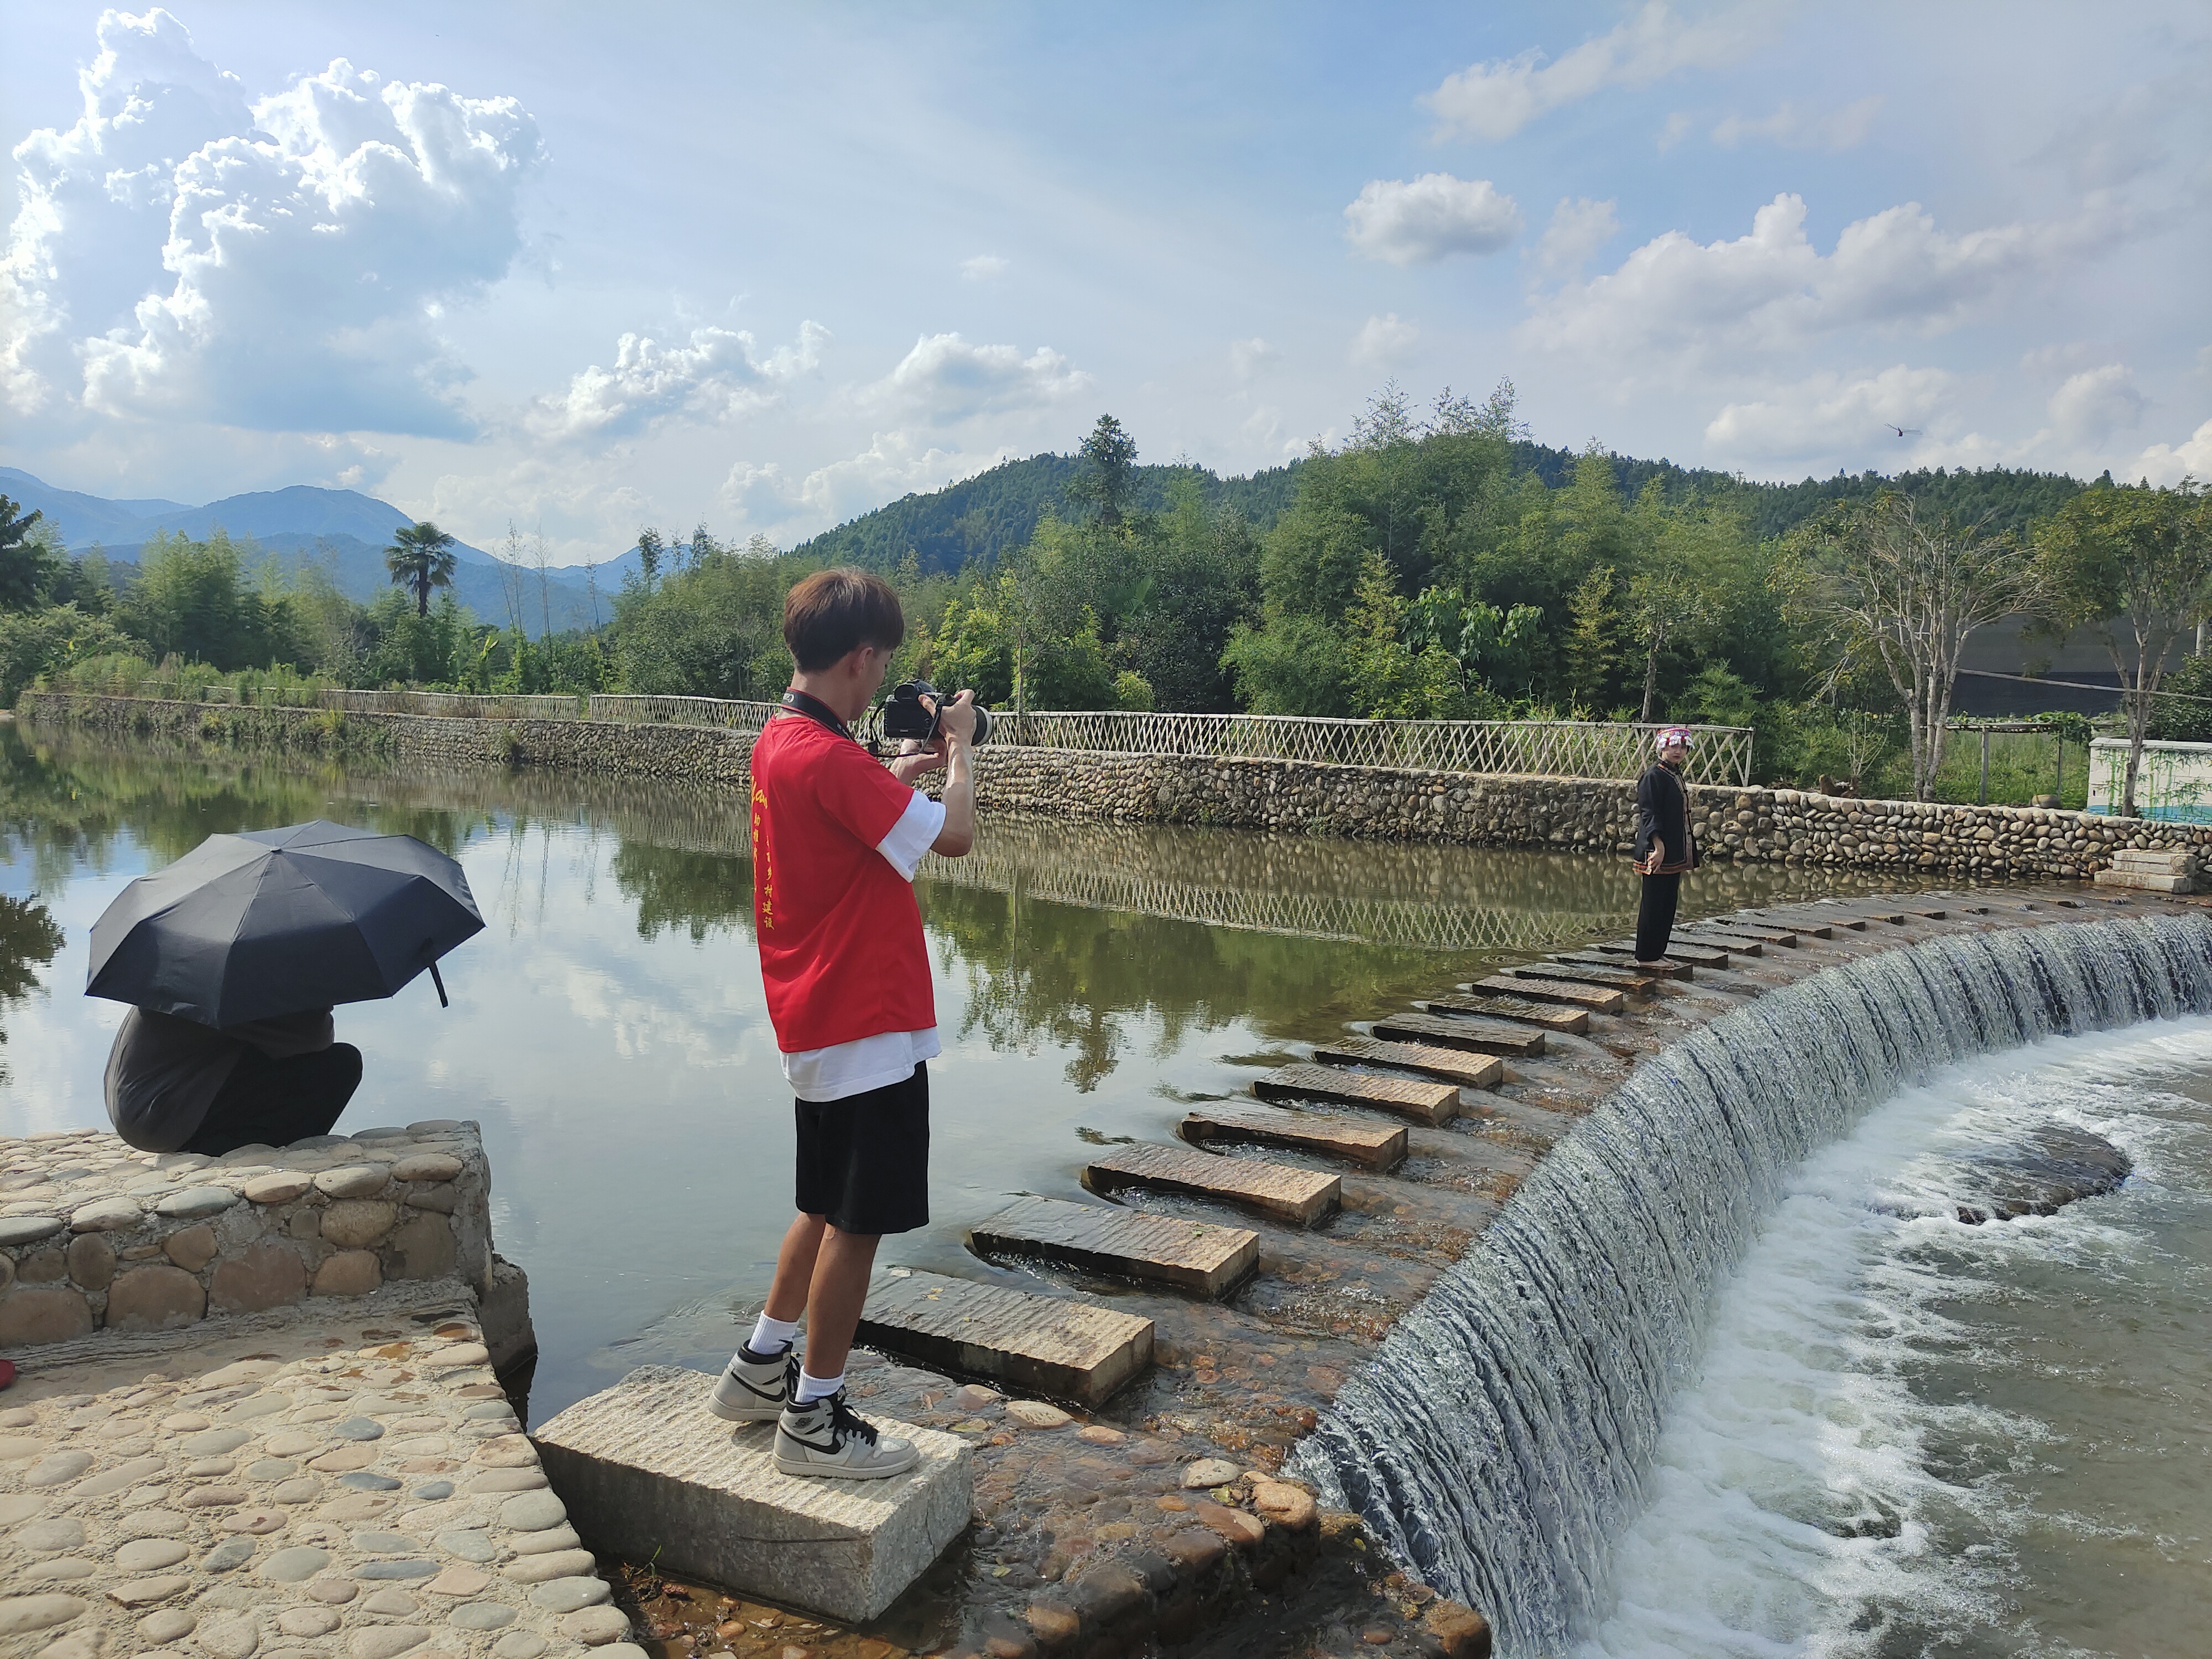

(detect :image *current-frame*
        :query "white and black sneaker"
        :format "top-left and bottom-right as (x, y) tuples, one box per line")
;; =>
(773, 1389), (919, 1479)
(707, 1341), (800, 1423)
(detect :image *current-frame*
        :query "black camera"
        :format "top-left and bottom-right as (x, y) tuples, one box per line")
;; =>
(882, 680), (990, 746)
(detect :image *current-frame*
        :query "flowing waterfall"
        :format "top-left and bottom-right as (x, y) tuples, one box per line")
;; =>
(1292, 915), (2212, 1653)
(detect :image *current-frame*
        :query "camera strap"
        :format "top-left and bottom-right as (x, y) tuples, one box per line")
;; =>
(779, 688), (853, 743)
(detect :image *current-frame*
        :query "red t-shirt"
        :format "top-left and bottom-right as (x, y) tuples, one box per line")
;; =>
(750, 714), (936, 1052)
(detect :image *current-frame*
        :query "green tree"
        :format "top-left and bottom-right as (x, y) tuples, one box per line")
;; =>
(0, 495), (57, 612)
(1787, 492), (2036, 801)
(1562, 564), (1624, 713)
(385, 521), (460, 618)
(1065, 415), (1139, 529)
(0, 605), (140, 701)
(2034, 479), (2212, 816)
(121, 530), (272, 669)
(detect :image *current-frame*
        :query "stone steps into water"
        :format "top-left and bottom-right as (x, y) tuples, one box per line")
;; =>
(856, 1269), (1155, 1404)
(969, 1195), (1260, 1298)
(1313, 1036), (1503, 1092)
(1371, 1009), (1551, 1055)
(1464, 974), (1629, 1013)
(533, 1364), (971, 1624)
(1592, 938), (1743, 964)
(1551, 950), (1693, 980)
(1500, 961), (1666, 993)
(1255, 1063), (1463, 1125)
(1183, 1102), (1410, 1171)
(1413, 994), (1590, 1034)
(1083, 1140), (1342, 1226)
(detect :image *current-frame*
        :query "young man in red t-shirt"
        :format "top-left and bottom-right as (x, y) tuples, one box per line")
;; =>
(707, 568), (977, 1478)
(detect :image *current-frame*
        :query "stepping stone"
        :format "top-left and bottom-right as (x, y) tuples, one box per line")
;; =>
(1183, 1103), (1408, 1172)
(856, 1271), (1153, 1404)
(971, 1197), (1259, 1299)
(1465, 974), (1626, 1013)
(1313, 1037), (1501, 1093)
(1369, 1011), (1547, 1057)
(1412, 994), (1589, 1035)
(533, 1365), (968, 1623)
(1083, 1141), (1340, 1227)
(1867, 912), (1908, 925)
(1253, 1063), (1459, 1127)
(1502, 961), (1663, 993)
(1684, 925), (1800, 948)
(1591, 940), (1739, 966)
(1551, 951), (1692, 980)
(1907, 907), (1948, 920)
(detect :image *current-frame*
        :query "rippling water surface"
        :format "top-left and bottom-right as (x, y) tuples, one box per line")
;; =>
(1578, 1019), (2212, 1658)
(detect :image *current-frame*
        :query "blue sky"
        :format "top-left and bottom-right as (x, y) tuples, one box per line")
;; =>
(3, 2), (2208, 564)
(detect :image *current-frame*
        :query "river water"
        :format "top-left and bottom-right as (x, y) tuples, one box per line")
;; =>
(0, 723), (1912, 1423)
(1577, 1018), (2212, 1659)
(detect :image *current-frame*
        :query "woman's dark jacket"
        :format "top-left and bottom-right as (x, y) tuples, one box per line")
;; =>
(1632, 761), (1699, 874)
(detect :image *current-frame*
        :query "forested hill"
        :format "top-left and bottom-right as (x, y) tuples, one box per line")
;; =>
(792, 455), (1305, 574)
(792, 445), (2085, 575)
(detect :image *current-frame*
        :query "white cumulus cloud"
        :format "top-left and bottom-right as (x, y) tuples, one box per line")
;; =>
(1535, 196), (1619, 277)
(1230, 337), (1281, 382)
(2044, 363), (2146, 446)
(2132, 418), (2212, 487)
(1425, 2), (1762, 141)
(1710, 96), (1885, 152)
(960, 253), (1009, 281)
(1521, 192), (2093, 369)
(722, 429), (1005, 534)
(1343, 173), (1521, 265)
(4, 9), (542, 436)
(865, 332), (1088, 424)
(1352, 312), (1419, 368)
(1704, 365), (1954, 460)
(529, 321), (828, 441)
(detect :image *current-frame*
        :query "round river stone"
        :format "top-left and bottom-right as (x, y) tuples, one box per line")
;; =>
(154, 1186), (238, 1219)
(114, 1539), (191, 1573)
(527, 1577), (609, 1613)
(259, 1546), (330, 1583)
(498, 1491), (566, 1532)
(411, 1481), (455, 1501)
(447, 1603), (516, 1632)
(356, 1560), (440, 1580)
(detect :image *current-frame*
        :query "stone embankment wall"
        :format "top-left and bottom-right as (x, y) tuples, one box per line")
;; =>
(24, 691), (2212, 879)
(0, 1120), (494, 1350)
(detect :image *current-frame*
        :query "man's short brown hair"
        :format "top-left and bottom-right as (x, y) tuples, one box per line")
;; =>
(782, 568), (906, 672)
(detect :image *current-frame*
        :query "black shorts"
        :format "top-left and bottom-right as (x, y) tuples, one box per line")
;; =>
(793, 1063), (930, 1235)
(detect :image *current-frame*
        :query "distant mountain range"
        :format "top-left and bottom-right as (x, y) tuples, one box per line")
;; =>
(0, 466), (625, 638)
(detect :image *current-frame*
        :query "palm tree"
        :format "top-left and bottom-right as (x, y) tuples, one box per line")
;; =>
(385, 521), (459, 617)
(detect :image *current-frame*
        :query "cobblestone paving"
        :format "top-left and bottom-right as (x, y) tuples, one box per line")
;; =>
(0, 1282), (633, 1659)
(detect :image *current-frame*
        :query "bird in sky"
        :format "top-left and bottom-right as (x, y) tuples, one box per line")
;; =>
(1886, 424), (1922, 437)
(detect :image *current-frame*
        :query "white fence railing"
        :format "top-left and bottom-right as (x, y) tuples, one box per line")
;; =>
(47, 682), (1754, 785)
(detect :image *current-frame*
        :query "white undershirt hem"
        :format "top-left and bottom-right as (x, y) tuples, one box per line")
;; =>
(782, 1027), (940, 1103)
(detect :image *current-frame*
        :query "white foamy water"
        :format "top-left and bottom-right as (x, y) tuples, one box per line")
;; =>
(1577, 1016), (2212, 1658)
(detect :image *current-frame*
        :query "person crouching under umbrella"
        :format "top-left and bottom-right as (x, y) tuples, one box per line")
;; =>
(105, 1006), (362, 1156)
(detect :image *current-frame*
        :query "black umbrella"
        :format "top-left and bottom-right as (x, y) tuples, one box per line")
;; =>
(86, 820), (483, 1027)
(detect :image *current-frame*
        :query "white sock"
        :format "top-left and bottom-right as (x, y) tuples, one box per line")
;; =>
(745, 1313), (800, 1357)
(794, 1367), (844, 1405)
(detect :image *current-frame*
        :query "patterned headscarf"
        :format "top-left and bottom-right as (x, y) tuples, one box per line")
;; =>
(1655, 727), (1693, 752)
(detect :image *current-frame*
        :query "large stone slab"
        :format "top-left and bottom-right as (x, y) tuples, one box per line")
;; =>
(1182, 1103), (1408, 1171)
(1683, 924), (1800, 948)
(1370, 1010), (1549, 1056)
(1502, 961), (1665, 992)
(1592, 938), (1741, 964)
(1312, 1037), (1500, 1094)
(1465, 974), (1627, 1013)
(1413, 994), (1590, 1034)
(858, 1270), (1153, 1404)
(533, 1365), (969, 1624)
(1083, 1141), (1340, 1226)
(970, 1197), (1259, 1298)
(2113, 848), (2196, 875)
(1550, 951), (1693, 980)
(1254, 1063), (1459, 1128)
(2096, 868), (2195, 893)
